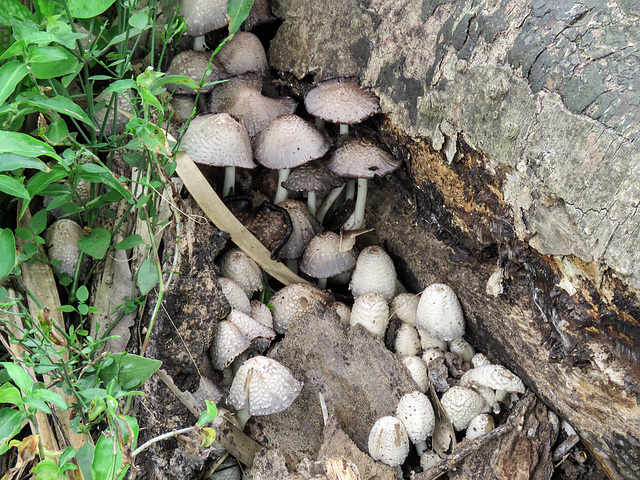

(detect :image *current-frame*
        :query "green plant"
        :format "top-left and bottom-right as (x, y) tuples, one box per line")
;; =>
(0, 0), (255, 477)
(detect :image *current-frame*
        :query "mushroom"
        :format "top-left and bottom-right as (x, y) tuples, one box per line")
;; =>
(471, 353), (492, 368)
(270, 283), (332, 334)
(299, 231), (357, 289)
(218, 277), (252, 315)
(418, 329), (448, 352)
(179, 113), (255, 196)
(449, 338), (475, 362)
(218, 248), (263, 298)
(180, 0), (227, 51)
(394, 323), (421, 357)
(391, 293), (420, 326)
(396, 391), (435, 455)
(227, 309), (275, 344)
(253, 114), (331, 204)
(281, 161), (344, 216)
(328, 301), (351, 326)
(349, 245), (397, 302)
(368, 416), (409, 472)
(46, 219), (89, 280)
(210, 320), (251, 371)
(250, 300), (273, 329)
(459, 364), (526, 394)
(277, 199), (322, 273)
(415, 283), (465, 341)
(349, 292), (389, 339)
(216, 31), (268, 76)
(401, 356), (429, 393)
(166, 50), (227, 94)
(465, 413), (495, 440)
(440, 386), (490, 431)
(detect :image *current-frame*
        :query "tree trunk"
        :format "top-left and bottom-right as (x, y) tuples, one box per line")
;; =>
(269, 1), (640, 478)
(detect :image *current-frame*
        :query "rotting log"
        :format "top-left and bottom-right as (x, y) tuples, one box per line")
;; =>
(268, 0), (640, 478)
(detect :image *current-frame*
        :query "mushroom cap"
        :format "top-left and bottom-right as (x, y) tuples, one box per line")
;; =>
(440, 386), (489, 431)
(282, 161), (345, 193)
(418, 329), (448, 351)
(93, 89), (133, 136)
(471, 353), (491, 368)
(368, 416), (410, 468)
(299, 231), (358, 279)
(394, 323), (421, 357)
(277, 200), (323, 260)
(218, 277), (251, 315)
(416, 283), (465, 341)
(396, 391), (435, 444)
(304, 77), (381, 125)
(325, 136), (400, 179)
(170, 94), (196, 122)
(459, 365), (526, 393)
(349, 245), (397, 302)
(210, 320), (251, 370)
(253, 114), (332, 169)
(465, 413), (495, 440)
(228, 356), (303, 415)
(227, 309), (276, 342)
(46, 219), (87, 279)
(180, 113), (255, 168)
(270, 283), (331, 334)
(250, 300), (274, 329)
(209, 75), (297, 137)
(216, 31), (268, 76)
(391, 293), (420, 326)
(349, 292), (389, 338)
(328, 301), (351, 326)
(181, 0), (228, 37)
(401, 356), (428, 393)
(449, 339), (475, 362)
(218, 248), (263, 297)
(166, 50), (227, 94)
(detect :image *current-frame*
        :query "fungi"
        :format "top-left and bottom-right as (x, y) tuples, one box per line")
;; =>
(349, 245), (397, 302)
(465, 413), (495, 440)
(281, 161), (344, 216)
(349, 292), (389, 339)
(396, 391), (435, 455)
(180, 0), (227, 51)
(218, 248), (263, 297)
(166, 51), (227, 94)
(46, 219), (89, 280)
(216, 31), (268, 76)
(299, 231), (357, 289)
(218, 277), (252, 315)
(368, 416), (410, 471)
(401, 356), (429, 393)
(415, 283), (465, 342)
(270, 283), (332, 334)
(440, 386), (489, 431)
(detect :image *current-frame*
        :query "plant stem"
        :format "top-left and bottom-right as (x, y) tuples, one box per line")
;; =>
(132, 426), (199, 457)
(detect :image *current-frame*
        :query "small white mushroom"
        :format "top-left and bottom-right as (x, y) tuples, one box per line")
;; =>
(368, 416), (409, 468)
(449, 338), (475, 362)
(210, 320), (251, 371)
(401, 356), (429, 393)
(349, 246), (397, 302)
(459, 365), (526, 394)
(471, 353), (492, 368)
(270, 283), (331, 334)
(422, 348), (444, 365)
(465, 413), (495, 440)
(440, 386), (489, 431)
(349, 292), (390, 338)
(299, 231), (357, 289)
(250, 300), (273, 329)
(218, 249), (263, 298)
(418, 329), (448, 351)
(46, 219), (89, 280)
(218, 277), (251, 315)
(391, 293), (420, 326)
(394, 323), (421, 357)
(396, 391), (435, 455)
(227, 310), (275, 343)
(420, 450), (441, 471)
(416, 283), (465, 341)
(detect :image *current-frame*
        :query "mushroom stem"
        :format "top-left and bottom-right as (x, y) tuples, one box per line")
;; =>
(353, 178), (368, 230)
(339, 124), (349, 135)
(395, 466), (403, 480)
(193, 35), (206, 51)
(316, 184), (346, 222)
(274, 168), (291, 204)
(236, 408), (251, 430)
(345, 180), (356, 201)
(223, 167), (236, 197)
(314, 118), (325, 130)
(307, 190), (317, 216)
(415, 440), (428, 457)
(286, 258), (298, 275)
(318, 278), (328, 289)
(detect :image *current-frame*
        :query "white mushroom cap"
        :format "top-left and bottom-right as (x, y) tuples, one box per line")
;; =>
(181, 0), (227, 37)
(166, 51), (227, 94)
(459, 365), (526, 394)
(420, 451), (441, 471)
(471, 353), (492, 368)
(422, 348), (445, 365)
(440, 386), (489, 431)
(391, 293), (420, 326)
(227, 309), (275, 342)
(216, 32), (268, 76)
(394, 323), (421, 357)
(228, 356), (303, 415)
(210, 320), (251, 370)
(299, 231), (357, 280)
(396, 391), (435, 445)
(418, 329), (448, 351)
(401, 356), (428, 393)
(349, 292), (389, 338)
(304, 77), (381, 125)
(465, 413), (495, 440)
(416, 283), (465, 341)
(170, 94), (196, 122)
(325, 136), (400, 180)
(218, 277), (251, 315)
(328, 301), (351, 326)
(180, 113), (255, 169)
(218, 249), (263, 297)
(368, 416), (410, 468)
(449, 339), (475, 362)
(250, 300), (273, 329)
(277, 200), (322, 260)
(349, 246), (397, 302)
(270, 283), (331, 334)
(46, 219), (88, 279)
(253, 114), (331, 169)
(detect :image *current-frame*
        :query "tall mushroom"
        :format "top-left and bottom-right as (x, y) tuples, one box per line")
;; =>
(216, 31), (268, 76)
(180, 0), (227, 51)
(281, 161), (344, 216)
(299, 231), (357, 289)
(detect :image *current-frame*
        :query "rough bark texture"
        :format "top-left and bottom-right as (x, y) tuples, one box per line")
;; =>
(268, 1), (640, 478)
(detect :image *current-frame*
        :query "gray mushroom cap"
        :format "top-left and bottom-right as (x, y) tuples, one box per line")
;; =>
(304, 77), (381, 125)
(270, 283), (332, 334)
(253, 114), (332, 169)
(282, 161), (345, 193)
(179, 113), (255, 169)
(181, 0), (228, 37)
(166, 50), (227, 94)
(228, 356), (303, 415)
(216, 31), (268, 76)
(210, 320), (251, 370)
(325, 136), (400, 180)
(277, 200), (323, 260)
(299, 231), (358, 279)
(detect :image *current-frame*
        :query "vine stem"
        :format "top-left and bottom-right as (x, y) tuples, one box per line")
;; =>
(131, 426), (199, 457)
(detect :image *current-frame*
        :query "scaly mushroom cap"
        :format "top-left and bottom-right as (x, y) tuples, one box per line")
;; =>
(282, 161), (345, 193)
(418, 329), (448, 351)
(218, 277), (251, 315)
(391, 293), (420, 326)
(228, 356), (303, 415)
(216, 32), (268, 76)
(471, 353), (491, 368)
(416, 283), (465, 341)
(46, 219), (87, 279)
(218, 248), (263, 297)
(401, 356), (428, 393)
(368, 416), (410, 468)
(304, 77), (381, 125)
(465, 413), (495, 440)
(299, 231), (357, 280)
(394, 323), (421, 357)
(270, 283), (332, 334)
(250, 300), (273, 329)
(180, 113), (255, 168)
(440, 386), (489, 431)
(227, 309), (276, 342)
(449, 339), (475, 362)
(170, 94), (196, 122)
(277, 200), (322, 260)
(209, 75), (297, 137)
(349, 245), (397, 302)
(459, 365), (526, 393)
(166, 50), (227, 94)
(210, 320), (251, 370)
(253, 114), (331, 169)
(396, 391), (435, 444)
(349, 292), (389, 338)
(325, 136), (400, 180)
(181, 0), (227, 37)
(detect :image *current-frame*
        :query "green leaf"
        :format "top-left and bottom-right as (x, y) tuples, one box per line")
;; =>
(68, 0), (116, 18)
(0, 61), (30, 106)
(1, 362), (33, 394)
(0, 408), (27, 456)
(197, 400), (218, 426)
(24, 396), (51, 413)
(29, 47), (78, 79)
(0, 174), (29, 200)
(103, 79), (136, 95)
(76, 442), (94, 480)
(0, 0), (31, 25)
(0, 154), (48, 172)
(227, 0), (255, 35)
(129, 11), (148, 29)
(150, 74), (200, 92)
(28, 46), (69, 63)
(0, 229), (16, 278)
(45, 120), (69, 145)
(76, 285), (89, 302)
(32, 388), (69, 410)
(78, 303), (89, 315)
(21, 95), (94, 127)
(115, 234), (145, 250)
(29, 209), (47, 235)
(0, 383), (22, 407)
(0, 131), (60, 160)
(97, 353), (161, 392)
(33, 458), (66, 479)
(136, 255), (158, 295)
(78, 228), (111, 259)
